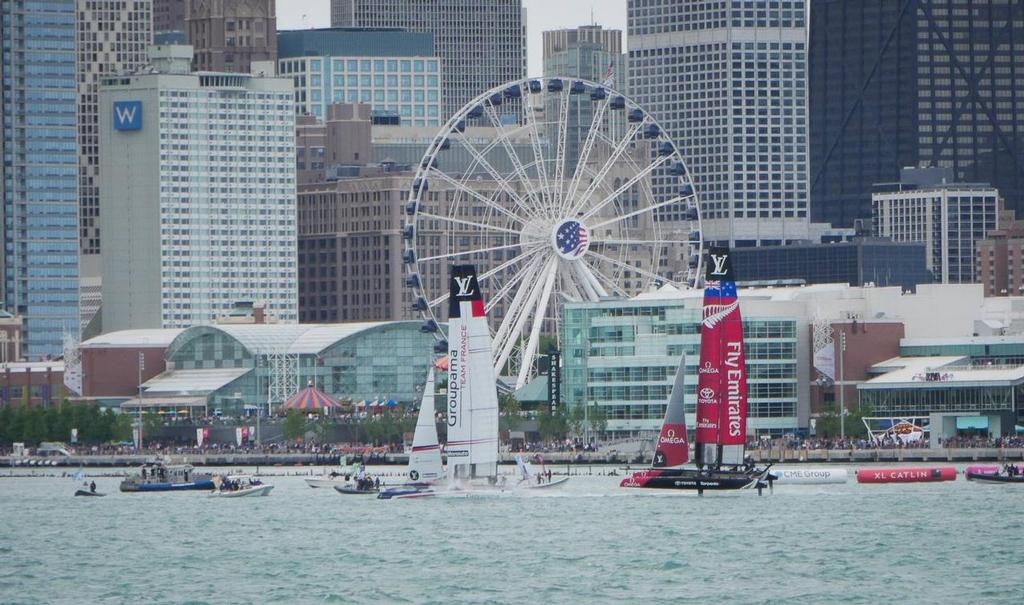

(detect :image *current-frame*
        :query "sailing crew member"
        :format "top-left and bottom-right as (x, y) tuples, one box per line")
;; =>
(89, 481), (96, 493)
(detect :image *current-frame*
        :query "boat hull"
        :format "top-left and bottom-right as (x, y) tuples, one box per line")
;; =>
(120, 479), (215, 492)
(333, 484), (379, 495)
(620, 467), (768, 491)
(305, 478), (349, 489)
(518, 476), (570, 490)
(210, 485), (274, 497)
(966, 472), (1024, 484)
(74, 489), (105, 497)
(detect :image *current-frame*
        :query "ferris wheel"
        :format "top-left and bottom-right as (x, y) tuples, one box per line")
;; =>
(403, 77), (703, 388)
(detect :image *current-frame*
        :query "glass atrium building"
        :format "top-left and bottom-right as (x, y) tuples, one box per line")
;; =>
(562, 293), (804, 437)
(137, 321), (438, 415)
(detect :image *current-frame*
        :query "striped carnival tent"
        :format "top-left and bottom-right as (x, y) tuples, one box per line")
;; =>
(280, 382), (342, 412)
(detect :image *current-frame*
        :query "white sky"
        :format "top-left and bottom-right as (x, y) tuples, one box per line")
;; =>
(275, 0), (628, 77)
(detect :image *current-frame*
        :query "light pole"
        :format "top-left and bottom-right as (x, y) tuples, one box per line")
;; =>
(839, 331), (847, 440)
(137, 352), (145, 450)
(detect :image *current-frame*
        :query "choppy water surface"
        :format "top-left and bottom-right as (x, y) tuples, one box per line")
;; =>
(1, 464), (1021, 604)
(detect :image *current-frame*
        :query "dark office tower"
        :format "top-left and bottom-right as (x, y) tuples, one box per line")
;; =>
(187, 0), (277, 73)
(153, 0), (187, 34)
(330, 0), (525, 121)
(810, 0), (1024, 227)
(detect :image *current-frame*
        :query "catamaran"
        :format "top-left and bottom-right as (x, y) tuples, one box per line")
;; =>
(620, 247), (772, 494)
(377, 365), (448, 499)
(380, 265), (507, 499)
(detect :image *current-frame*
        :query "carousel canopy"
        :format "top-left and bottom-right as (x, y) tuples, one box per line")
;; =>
(280, 384), (342, 411)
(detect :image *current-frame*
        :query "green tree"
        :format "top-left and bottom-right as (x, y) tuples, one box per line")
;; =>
(587, 403), (608, 437)
(111, 412), (134, 443)
(567, 405), (585, 438)
(814, 402), (871, 439)
(499, 394), (522, 432)
(537, 407), (568, 442)
(283, 410), (307, 441)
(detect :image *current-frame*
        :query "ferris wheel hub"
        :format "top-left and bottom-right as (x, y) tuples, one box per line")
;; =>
(551, 219), (591, 261)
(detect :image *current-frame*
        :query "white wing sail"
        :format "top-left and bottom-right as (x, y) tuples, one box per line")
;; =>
(445, 265), (500, 480)
(408, 367), (443, 483)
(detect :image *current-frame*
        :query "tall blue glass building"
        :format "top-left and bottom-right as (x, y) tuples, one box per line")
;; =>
(1, 0), (80, 358)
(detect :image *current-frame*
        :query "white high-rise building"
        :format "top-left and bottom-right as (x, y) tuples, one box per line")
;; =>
(99, 45), (297, 331)
(77, 0), (153, 334)
(628, 1), (810, 246)
(874, 180), (999, 284)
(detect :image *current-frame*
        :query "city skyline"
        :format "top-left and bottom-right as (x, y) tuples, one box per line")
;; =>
(277, 0), (628, 78)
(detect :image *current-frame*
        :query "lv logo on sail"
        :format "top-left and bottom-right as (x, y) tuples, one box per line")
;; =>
(709, 253), (729, 276)
(454, 276), (474, 297)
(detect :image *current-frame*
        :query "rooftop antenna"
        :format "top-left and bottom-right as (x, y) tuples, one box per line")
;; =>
(591, 5), (595, 25)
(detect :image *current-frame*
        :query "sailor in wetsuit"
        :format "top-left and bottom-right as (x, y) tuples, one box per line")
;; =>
(90, 481), (96, 493)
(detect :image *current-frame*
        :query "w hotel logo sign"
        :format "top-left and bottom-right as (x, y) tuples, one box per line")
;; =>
(113, 101), (142, 131)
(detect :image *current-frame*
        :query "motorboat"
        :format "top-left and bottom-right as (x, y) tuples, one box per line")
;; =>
(967, 465), (1024, 484)
(514, 455), (569, 490)
(334, 483), (379, 495)
(209, 475), (273, 497)
(120, 460), (214, 492)
(74, 489), (106, 497)
(305, 456), (360, 488)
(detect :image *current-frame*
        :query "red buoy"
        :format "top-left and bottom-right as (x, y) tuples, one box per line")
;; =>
(856, 467), (957, 483)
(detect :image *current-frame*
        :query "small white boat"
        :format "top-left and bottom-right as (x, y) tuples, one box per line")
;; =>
(305, 455), (360, 488)
(513, 455), (569, 491)
(210, 484), (274, 498)
(518, 476), (571, 490)
(210, 475), (273, 497)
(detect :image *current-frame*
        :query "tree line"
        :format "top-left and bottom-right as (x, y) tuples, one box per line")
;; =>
(0, 403), (133, 446)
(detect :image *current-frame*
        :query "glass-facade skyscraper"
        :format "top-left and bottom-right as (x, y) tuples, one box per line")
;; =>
(1, 0), (80, 359)
(810, 0), (1024, 228)
(330, 0), (525, 121)
(277, 28), (442, 126)
(542, 25), (626, 178)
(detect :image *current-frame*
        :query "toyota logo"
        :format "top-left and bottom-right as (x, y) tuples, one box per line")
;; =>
(699, 387), (714, 399)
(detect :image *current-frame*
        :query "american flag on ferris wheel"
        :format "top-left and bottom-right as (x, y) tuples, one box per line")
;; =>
(556, 220), (588, 257)
(602, 61), (615, 87)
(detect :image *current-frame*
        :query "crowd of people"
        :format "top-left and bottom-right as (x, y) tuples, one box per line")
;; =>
(748, 434), (1024, 451)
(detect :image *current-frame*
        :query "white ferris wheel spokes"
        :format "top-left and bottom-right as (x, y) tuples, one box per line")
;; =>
(403, 77), (703, 389)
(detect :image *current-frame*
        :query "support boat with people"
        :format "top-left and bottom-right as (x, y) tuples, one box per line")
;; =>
(119, 460), (215, 492)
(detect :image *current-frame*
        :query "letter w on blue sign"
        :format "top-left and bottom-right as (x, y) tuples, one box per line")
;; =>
(113, 101), (142, 131)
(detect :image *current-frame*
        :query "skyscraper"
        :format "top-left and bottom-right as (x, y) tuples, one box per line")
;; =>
(77, 0), (153, 332)
(810, 0), (1024, 228)
(542, 25), (625, 176)
(330, 0), (525, 120)
(153, 0), (187, 35)
(1, 0), (81, 358)
(277, 28), (442, 126)
(628, 1), (811, 246)
(99, 45), (297, 331)
(186, 0), (277, 73)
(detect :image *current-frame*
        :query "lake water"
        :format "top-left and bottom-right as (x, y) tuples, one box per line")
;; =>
(1, 464), (1021, 604)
